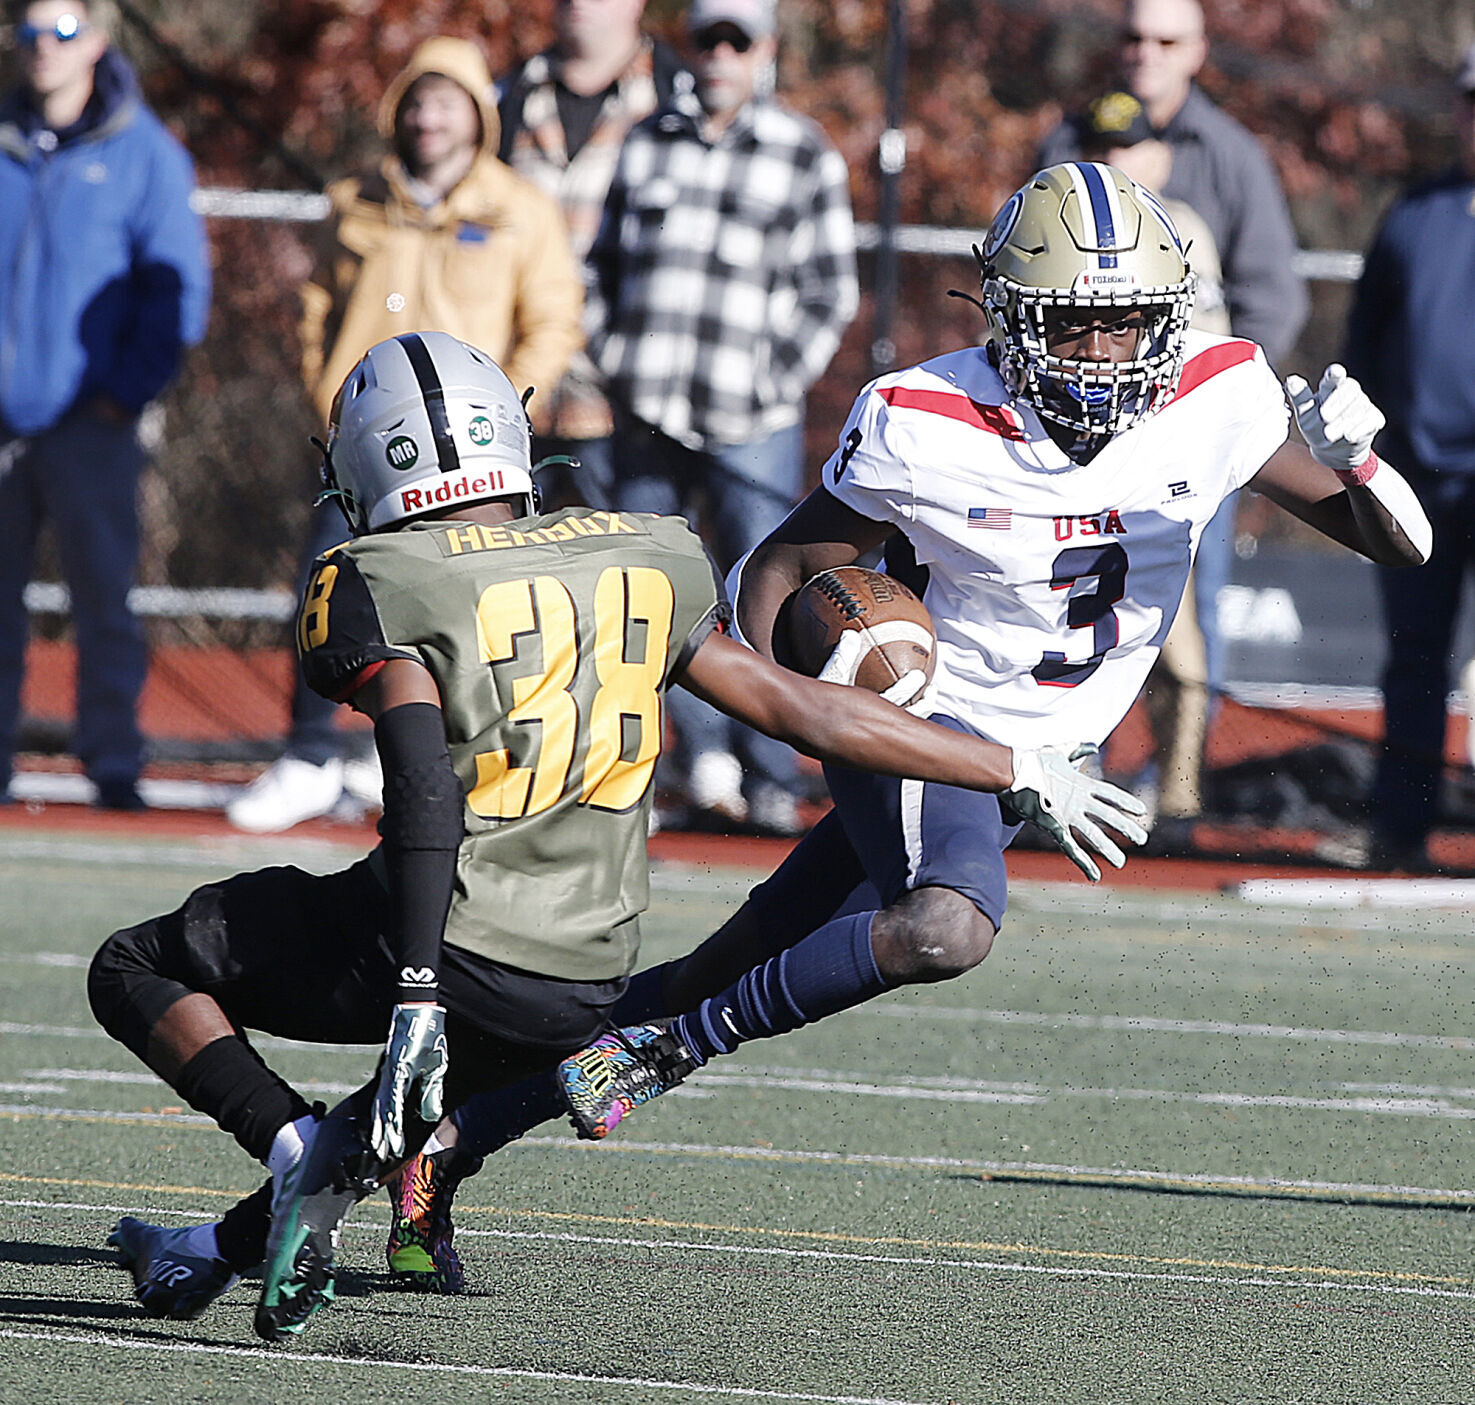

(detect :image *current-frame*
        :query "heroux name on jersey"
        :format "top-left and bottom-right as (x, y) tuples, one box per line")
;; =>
(825, 329), (1289, 751)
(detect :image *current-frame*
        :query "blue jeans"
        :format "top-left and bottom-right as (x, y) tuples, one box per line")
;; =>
(1371, 469), (1475, 849)
(611, 412), (804, 798)
(0, 409), (147, 788)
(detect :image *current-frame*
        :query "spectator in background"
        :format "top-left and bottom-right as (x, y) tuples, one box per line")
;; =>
(228, 35), (583, 833)
(497, 0), (691, 511)
(1077, 89), (1228, 852)
(587, 0), (859, 836)
(1039, 0), (1309, 742)
(1341, 43), (1475, 872)
(0, 0), (209, 811)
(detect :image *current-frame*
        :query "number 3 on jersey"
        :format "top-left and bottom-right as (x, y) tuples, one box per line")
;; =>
(1032, 542), (1128, 688)
(470, 567), (673, 819)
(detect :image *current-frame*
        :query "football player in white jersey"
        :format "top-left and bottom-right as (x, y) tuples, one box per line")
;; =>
(379, 162), (1434, 1286)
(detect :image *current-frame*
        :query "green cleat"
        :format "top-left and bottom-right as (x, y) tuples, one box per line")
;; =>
(254, 1111), (377, 1341)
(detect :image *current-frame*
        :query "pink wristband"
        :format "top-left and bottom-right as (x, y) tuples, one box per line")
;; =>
(1334, 451), (1378, 487)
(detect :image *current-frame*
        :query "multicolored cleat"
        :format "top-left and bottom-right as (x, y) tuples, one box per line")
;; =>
(385, 1144), (483, 1294)
(254, 1111), (379, 1341)
(109, 1217), (240, 1321)
(556, 1019), (701, 1140)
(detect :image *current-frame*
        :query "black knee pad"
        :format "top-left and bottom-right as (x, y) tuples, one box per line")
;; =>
(88, 906), (202, 1060)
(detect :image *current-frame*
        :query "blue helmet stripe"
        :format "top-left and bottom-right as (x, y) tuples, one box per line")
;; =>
(1077, 162), (1118, 268)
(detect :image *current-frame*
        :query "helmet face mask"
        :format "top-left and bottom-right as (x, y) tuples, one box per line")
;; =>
(976, 162), (1196, 444)
(321, 332), (537, 534)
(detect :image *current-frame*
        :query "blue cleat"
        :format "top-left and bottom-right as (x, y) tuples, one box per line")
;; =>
(109, 1217), (240, 1321)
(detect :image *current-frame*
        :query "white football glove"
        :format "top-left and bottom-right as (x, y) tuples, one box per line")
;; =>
(1004, 744), (1150, 882)
(1284, 364), (1385, 476)
(816, 627), (932, 709)
(368, 1002), (448, 1165)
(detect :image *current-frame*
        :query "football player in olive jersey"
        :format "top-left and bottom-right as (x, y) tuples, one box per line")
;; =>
(90, 331), (1149, 1336)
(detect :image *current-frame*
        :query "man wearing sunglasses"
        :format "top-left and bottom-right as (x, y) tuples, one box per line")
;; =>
(584, 0), (859, 839)
(0, 0), (209, 811)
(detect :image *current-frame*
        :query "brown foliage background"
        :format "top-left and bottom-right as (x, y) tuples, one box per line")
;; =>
(18, 0), (1471, 624)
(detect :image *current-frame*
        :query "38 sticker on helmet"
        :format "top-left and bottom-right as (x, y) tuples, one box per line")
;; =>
(322, 331), (538, 533)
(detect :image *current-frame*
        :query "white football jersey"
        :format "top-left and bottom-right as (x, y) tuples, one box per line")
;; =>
(822, 330), (1289, 750)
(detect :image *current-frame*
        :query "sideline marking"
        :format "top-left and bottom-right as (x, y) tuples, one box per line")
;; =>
(0, 1329), (934, 1405)
(6, 1181), (1470, 1285)
(11, 1194), (1472, 1304)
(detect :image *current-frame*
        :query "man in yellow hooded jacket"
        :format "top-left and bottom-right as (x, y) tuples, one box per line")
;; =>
(229, 36), (585, 835)
(301, 36), (583, 426)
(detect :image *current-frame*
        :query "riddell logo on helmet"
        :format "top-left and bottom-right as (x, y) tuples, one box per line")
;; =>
(1076, 271), (1138, 289)
(400, 468), (506, 512)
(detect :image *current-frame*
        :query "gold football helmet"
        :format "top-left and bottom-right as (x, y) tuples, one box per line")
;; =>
(973, 162), (1196, 441)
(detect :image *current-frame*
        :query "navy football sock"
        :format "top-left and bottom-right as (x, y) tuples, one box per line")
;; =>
(673, 912), (887, 1063)
(450, 1072), (566, 1159)
(609, 962), (674, 1024)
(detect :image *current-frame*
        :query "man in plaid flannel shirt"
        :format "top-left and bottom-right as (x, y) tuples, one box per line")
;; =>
(586, 0), (859, 835)
(498, 0), (691, 510)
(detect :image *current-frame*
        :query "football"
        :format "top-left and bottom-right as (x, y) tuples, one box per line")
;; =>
(783, 566), (936, 703)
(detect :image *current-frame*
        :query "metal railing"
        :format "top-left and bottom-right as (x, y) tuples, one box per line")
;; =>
(187, 187), (1366, 283)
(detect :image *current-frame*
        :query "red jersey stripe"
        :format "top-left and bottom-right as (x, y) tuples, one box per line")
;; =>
(1174, 340), (1258, 399)
(877, 386), (1027, 441)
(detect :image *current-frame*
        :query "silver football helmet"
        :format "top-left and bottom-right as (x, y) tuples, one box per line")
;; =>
(973, 162), (1195, 441)
(322, 331), (536, 533)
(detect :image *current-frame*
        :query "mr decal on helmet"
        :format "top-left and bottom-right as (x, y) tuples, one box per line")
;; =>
(970, 161), (1196, 442)
(321, 332), (537, 533)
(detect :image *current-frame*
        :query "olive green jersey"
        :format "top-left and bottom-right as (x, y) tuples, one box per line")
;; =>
(297, 508), (726, 981)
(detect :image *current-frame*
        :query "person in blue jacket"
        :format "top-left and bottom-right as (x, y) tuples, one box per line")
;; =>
(1342, 42), (1475, 871)
(0, 0), (210, 809)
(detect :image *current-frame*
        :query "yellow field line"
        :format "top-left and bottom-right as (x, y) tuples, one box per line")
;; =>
(4, 1167), (1465, 1289)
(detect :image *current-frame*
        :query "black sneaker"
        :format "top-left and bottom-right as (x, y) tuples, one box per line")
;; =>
(557, 1020), (701, 1140)
(109, 1217), (239, 1320)
(385, 1144), (484, 1293)
(94, 779), (145, 811)
(254, 1111), (379, 1341)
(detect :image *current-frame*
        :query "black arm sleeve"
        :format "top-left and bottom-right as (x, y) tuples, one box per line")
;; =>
(375, 702), (464, 1006)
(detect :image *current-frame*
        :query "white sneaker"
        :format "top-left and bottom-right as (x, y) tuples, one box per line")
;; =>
(688, 750), (746, 823)
(227, 757), (345, 833)
(341, 751), (383, 808)
(747, 783), (803, 838)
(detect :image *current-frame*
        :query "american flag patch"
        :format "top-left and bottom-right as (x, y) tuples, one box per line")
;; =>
(967, 507), (1012, 530)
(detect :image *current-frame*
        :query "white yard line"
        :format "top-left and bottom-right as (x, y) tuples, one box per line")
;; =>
(0, 1328), (937, 1405)
(9, 1196), (1471, 1300)
(10, 1000), (1475, 1054)
(855, 1003), (1475, 1050)
(19, 1060), (1475, 1122)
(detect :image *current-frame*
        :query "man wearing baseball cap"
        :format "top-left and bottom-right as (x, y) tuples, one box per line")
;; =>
(585, 0), (859, 837)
